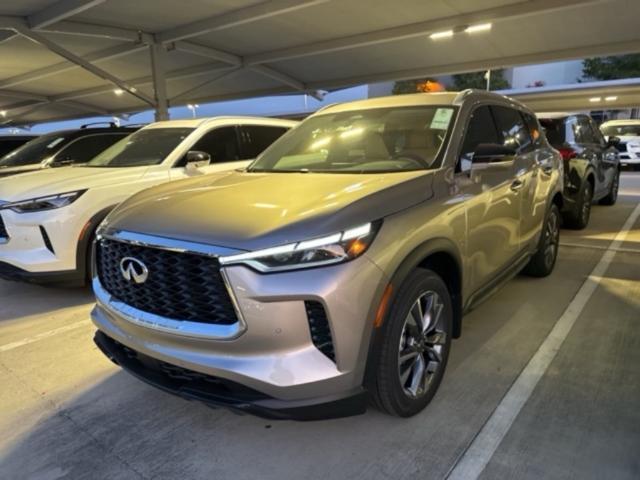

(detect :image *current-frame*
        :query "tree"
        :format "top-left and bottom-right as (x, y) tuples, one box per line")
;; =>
(582, 54), (640, 81)
(452, 69), (510, 91)
(392, 78), (446, 95)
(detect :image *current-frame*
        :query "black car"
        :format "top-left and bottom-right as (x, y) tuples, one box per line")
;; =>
(538, 113), (620, 229)
(0, 134), (38, 158)
(0, 122), (140, 178)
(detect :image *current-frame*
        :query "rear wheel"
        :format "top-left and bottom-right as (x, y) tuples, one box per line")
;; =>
(564, 180), (592, 229)
(370, 269), (452, 417)
(523, 203), (560, 277)
(599, 170), (620, 206)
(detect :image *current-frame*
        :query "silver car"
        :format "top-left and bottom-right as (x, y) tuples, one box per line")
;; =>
(92, 90), (563, 419)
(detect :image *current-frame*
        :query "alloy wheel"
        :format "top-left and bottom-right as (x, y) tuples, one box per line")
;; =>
(398, 291), (447, 399)
(544, 208), (560, 269)
(581, 183), (592, 226)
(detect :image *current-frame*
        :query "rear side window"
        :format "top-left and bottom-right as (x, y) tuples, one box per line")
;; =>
(187, 126), (240, 164)
(54, 134), (128, 164)
(458, 105), (500, 172)
(522, 112), (542, 146)
(491, 106), (533, 153)
(539, 118), (566, 146)
(573, 116), (597, 144)
(240, 125), (289, 159)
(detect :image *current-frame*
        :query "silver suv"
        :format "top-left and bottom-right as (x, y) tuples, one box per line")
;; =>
(92, 90), (563, 419)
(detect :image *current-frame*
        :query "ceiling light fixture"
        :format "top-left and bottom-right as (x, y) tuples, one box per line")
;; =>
(589, 97), (601, 102)
(113, 88), (124, 95)
(605, 96), (618, 101)
(429, 30), (454, 40)
(0, 110), (6, 117)
(465, 23), (492, 33)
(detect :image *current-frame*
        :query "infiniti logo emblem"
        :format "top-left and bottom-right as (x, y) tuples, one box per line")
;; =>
(119, 257), (149, 284)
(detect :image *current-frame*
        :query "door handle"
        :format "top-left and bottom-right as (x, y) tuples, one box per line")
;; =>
(510, 179), (525, 191)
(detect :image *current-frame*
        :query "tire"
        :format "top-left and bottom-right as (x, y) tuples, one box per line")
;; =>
(563, 180), (592, 229)
(523, 203), (561, 278)
(370, 269), (453, 417)
(599, 170), (620, 206)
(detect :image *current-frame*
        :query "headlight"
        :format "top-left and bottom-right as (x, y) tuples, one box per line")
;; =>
(219, 221), (381, 273)
(0, 190), (86, 213)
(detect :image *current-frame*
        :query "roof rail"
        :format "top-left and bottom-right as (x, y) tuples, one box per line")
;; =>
(80, 121), (117, 129)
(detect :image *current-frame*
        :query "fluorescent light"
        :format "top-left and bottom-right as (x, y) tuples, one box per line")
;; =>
(589, 97), (601, 102)
(465, 23), (492, 34)
(113, 88), (124, 95)
(430, 30), (454, 40)
(0, 110), (6, 117)
(605, 96), (618, 101)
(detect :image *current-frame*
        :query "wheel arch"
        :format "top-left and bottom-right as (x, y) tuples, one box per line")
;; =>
(75, 204), (117, 284)
(363, 238), (463, 390)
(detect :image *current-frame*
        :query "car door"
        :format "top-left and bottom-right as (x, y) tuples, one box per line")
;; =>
(588, 118), (617, 195)
(170, 126), (248, 179)
(574, 115), (607, 195)
(516, 110), (554, 248)
(454, 104), (522, 292)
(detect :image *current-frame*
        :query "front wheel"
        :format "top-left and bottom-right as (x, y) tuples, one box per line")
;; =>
(370, 269), (452, 417)
(523, 203), (560, 277)
(599, 170), (620, 206)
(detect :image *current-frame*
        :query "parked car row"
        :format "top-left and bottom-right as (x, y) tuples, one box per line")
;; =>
(0, 89), (623, 420)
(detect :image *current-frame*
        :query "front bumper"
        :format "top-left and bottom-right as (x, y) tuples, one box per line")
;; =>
(91, 254), (389, 418)
(94, 330), (367, 420)
(0, 207), (84, 278)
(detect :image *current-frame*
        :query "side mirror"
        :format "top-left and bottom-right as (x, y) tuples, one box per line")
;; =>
(184, 150), (211, 171)
(471, 143), (517, 164)
(606, 136), (621, 148)
(51, 158), (75, 167)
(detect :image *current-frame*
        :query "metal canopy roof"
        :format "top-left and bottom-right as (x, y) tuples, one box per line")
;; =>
(0, 0), (639, 128)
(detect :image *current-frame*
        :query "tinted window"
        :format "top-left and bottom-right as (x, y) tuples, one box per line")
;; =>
(87, 128), (193, 167)
(459, 106), (500, 171)
(492, 106), (532, 152)
(53, 134), (129, 165)
(249, 106), (456, 173)
(522, 112), (543, 146)
(187, 126), (240, 164)
(539, 118), (566, 146)
(575, 116), (597, 144)
(240, 126), (289, 159)
(0, 133), (70, 167)
(0, 138), (33, 157)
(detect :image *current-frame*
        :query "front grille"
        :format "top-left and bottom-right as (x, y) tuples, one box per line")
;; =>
(97, 238), (239, 325)
(305, 301), (335, 362)
(0, 214), (7, 239)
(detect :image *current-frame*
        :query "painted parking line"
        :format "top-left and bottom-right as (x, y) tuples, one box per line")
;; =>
(447, 202), (640, 480)
(559, 242), (640, 254)
(0, 320), (91, 353)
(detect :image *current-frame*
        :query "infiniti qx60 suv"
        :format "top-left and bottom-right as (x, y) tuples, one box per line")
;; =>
(92, 90), (563, 419)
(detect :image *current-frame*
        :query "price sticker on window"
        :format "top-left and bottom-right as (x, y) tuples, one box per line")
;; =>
(430, 108), (454, 130)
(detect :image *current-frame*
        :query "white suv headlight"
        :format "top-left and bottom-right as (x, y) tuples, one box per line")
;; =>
(219, 221), (381, 272)
(0, 190), (87, 213)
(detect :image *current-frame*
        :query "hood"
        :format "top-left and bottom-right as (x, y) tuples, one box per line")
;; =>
(0, 164), (42, 179)
(0, 166), (149, 201)
(106, 169), (434, 251)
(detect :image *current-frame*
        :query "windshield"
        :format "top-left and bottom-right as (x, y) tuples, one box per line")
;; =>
(248, 106), (456, 173)
(601, 124), (640, 137)
(0, 133), (69, 167)
(86, 128), (194, 167)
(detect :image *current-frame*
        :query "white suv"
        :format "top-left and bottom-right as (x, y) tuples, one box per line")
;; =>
(600, 119), (640, 169)
(0, 116), (297, 285)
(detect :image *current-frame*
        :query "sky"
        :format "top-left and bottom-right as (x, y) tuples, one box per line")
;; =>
(0, 85), (369, 134)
